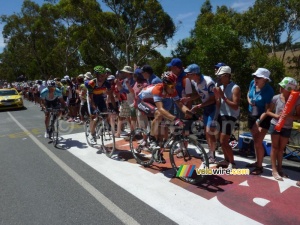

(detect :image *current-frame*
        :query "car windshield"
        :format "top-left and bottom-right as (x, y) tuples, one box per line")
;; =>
(0, 90), (18, 96)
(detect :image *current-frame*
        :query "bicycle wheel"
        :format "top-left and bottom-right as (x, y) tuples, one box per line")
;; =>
(84, 119), (95, 146)
(52, 116), (59, 147)
(100, 120), (116, 158)
(130, 128), (154, 167)
(169, 137), (209, 184)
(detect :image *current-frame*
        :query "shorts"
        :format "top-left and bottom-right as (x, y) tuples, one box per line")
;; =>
(68, 98), (77, 106)
(248, 114), (271, 130)
(45, 99), (60, 110)
(88, 95), (107, 115)
(80, 102), (88, 117)
(203, 108), (216, 128)
(137, 99), (156, 118)
(269, 124), (292, 138)
(119, 101), (131, 117)
(218, 115), (237, 136)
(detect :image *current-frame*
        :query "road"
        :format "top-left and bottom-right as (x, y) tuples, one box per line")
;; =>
(1, 100), (300, 225)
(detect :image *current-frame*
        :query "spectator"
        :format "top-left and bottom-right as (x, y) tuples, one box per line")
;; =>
(260, 77), (300, 180)
(166, 58), (193, 113)
(213, 66), (241, 169)
(185, 64), (217, 163)
(246, 68), (274, 175)
(116, 66), (135, 137)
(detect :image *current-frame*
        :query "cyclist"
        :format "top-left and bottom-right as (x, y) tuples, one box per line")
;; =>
(85, 65), (117, 145)
(136, 71), (193, 160)
(40, 80), (66, 138)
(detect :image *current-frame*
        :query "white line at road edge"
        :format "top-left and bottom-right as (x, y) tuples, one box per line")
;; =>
(7, 112), (140, 225)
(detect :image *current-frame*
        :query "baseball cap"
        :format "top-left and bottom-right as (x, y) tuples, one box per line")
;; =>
(141, 65), (153, 74)
(214, 62), (227, 69)
(252, 68), (271, 81)
(216, 66), (232, 76)
(64, 75), (70, 80)
(166, 58), (183, 67)
(184, 64), (201, 74)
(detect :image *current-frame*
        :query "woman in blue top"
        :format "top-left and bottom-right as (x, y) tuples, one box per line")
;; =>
(246, 68), (274, 175)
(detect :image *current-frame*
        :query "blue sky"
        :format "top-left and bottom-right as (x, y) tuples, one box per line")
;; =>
(0, 0), (256, 56)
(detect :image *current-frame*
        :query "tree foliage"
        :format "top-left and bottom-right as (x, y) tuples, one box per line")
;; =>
(0, 0), (175, 80)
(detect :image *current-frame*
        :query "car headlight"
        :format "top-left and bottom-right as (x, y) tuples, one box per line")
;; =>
(16, 98), (22, 102)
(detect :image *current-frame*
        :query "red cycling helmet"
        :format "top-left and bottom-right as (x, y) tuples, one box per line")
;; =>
(162, 71), (177, 85)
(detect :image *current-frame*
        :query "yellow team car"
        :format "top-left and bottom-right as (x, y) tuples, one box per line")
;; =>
(0, 88), (24, 110)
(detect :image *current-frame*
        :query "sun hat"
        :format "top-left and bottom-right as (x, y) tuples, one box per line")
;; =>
(120, 66), (134, 73)
(166, 58), (183, 67)
(184, 64), (201, 74)
(84, 72), (93, 80)
(216, 66), (232, 76)
(252, 68), (271, 81)
(279, 77), (298, 91)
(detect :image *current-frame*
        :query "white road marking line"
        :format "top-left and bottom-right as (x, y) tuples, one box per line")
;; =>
(7, 112), (140, 225)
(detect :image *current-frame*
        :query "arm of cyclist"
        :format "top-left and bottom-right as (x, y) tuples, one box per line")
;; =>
(174, 100), (194, 118)
(155, 101), (176, 121)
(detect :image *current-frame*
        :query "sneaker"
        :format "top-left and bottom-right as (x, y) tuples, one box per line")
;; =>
(208, 157), (217, 164)
(227, 162), (236, 169)
(217, 160), (229, 168)
(78, 121), (84, 125)
(149, 140), (160, 150)
(67, 118), (74, 122)
(44, 131), (49, 138)
(88, 134), (97, 145)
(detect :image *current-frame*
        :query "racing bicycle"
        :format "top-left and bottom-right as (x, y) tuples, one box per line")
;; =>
(84, 111), (116, 158)
(46, 107), (62, 147)
(129, 120), (209, 184)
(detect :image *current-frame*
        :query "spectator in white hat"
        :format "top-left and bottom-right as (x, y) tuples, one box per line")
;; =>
(213, 66), (241, 169)
(245, 68), (274, 175)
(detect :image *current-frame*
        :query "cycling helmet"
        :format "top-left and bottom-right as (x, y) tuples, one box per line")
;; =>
(162, 71), (177, 85)
(47, 80), (56, 87)
(105, 68), (112, 73)
(94, 65), (106, 74)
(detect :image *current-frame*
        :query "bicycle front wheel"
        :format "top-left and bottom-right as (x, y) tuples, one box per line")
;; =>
(84, 119), (95, 146)
(169, 137), (209, 184)
(100, 121), (116, 158)
(52, 117), (59, 147)
(130, 128), (154, 167)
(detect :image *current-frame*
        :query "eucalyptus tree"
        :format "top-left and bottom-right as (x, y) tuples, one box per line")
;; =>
(101, 0), (175, 68)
